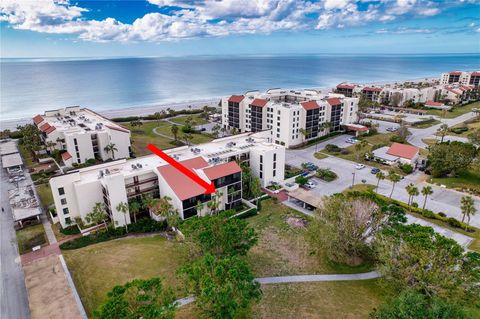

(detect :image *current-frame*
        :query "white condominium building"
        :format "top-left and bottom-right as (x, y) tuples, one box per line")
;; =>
(440, 71), (480, 86)
(33, 106), (131, 167)
(221, 89), (359, 148)
(49, 131), (285, 228)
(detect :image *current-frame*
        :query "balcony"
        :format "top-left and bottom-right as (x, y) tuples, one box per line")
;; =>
(125, 176), (158, 188)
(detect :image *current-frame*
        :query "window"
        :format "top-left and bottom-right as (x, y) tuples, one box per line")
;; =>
(260, 172), (263, 178)
(58, 187), (65, 195)
(274, 153), (277, 161)
(273, 162), (276, 169)
(273, 170), (276, 177)
(260, 155), (263, 163)
(65, 217), (71, 225)
(63, 207), (70, 215)
(61, 198), (67, 205)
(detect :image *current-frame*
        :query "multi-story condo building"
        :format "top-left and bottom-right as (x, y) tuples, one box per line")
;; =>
(50, 131), (285, 228)
(33, 106), (131, 167)
(440, 71), (480, 86)
(221, 89), (359, 148)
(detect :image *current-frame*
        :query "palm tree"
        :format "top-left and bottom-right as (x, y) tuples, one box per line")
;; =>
(115, 201), (129, 233)
(319, 121), (332, 134)
(388, 172), (401, 198)
(437, 124), (449, 143)
(207, 190), (223, 215)
(299, 128), (308, 141)
(171, 124), (179, 142)
(183, 133), (193, 146)
(421, 186), (433, 209)
(128, 201), (141, 224)
(195, 201), (204, 215)
(408, 184), (419, 206)
(104, 143), (118, 160)
(142, 195), (158, 214)
(375, 171), (385, 192)
(154, 112), (162, 125)
(355, 139), (369, 162)
(211, 124), (221, 138)
(460, 195), (477, 230)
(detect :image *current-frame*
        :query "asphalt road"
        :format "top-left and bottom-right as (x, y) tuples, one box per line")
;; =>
(286, 143), (480, 228)
(0, 168), (31, 319)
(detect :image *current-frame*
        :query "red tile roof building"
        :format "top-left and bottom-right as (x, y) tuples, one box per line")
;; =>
(387, 143), (419, 160)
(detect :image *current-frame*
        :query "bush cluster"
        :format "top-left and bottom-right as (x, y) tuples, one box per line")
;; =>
(399, 163), (413, 174)
(316, 168), (338, 182)
(325, 144), (341, 153)
(60, 218), (167, 250)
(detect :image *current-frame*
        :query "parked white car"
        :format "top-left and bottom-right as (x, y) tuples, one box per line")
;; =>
(355, 164), (366, 170)
(305, 180), (317, 189)
(346, 138), (358, 144)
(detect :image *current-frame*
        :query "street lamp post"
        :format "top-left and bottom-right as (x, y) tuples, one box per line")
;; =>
(351, 172), (356, 188)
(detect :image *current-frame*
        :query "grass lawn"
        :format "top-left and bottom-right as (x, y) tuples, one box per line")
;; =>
(313, 152), (328, 160)
(246, 199), (373, 277)
(16, 224), (48, 255)
(169, 114), (208, 126)
(446, 117), (480, 138)
(35, 183), (54, 209)
(426, 101), (480, 119)
(122, 120), (213, 156)
(411, 119), (441, 128)
(253, 280), (391, 319)
(429, 170), (480, 194)
(63, 235), (191, 317)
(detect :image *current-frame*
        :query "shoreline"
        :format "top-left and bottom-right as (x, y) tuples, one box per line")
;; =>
(0, 76), (438, 131)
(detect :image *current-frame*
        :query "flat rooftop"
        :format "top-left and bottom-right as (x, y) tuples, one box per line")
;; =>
(37, 107), (128, 135)
(69, 131), (282, 183)
(0, 140), (18, 156)
(8, 185), (41, 221)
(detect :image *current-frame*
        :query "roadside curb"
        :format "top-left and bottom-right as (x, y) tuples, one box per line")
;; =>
(59, 255), (88, 319)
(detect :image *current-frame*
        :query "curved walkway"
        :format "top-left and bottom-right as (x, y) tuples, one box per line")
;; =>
(152, 126), (175, 140)
(175, 271), (381, 307)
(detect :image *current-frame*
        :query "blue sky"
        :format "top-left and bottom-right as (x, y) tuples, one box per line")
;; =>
(1, 0), (479, 58)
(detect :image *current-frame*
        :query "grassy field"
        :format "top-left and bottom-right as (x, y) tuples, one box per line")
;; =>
(411, 119), (441, 128)
(246, 199), (373, 276)
(18, 143), (35, 168)
(63, 236), (191, 317)
(16, 224), (48, 255)
(169, 114), (209, 126)
(313, 152), (328, 160)
(122, 119), (213, 156)
(35, 183), (54, 209)
(446, 117), (480, 138)
(426, 101), (480, 119)
(429, 170), (480, 194)
(252, 280), (390, 319)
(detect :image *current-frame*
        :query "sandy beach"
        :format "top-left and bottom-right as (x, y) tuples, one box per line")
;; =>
(0, 76), (438, 131)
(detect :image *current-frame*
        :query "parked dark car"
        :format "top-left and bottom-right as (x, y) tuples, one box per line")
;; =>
(370, 168), (381, 174)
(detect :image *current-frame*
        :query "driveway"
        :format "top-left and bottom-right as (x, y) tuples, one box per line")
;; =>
(285, 149), (480, 228)
(0, 167), (31, 319)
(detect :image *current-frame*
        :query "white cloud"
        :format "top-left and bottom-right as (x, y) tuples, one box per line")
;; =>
(376, 27), (432, 34)
(0, 0), (456, 43)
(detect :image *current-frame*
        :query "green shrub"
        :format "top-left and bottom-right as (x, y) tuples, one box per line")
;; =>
(325, 144), (341, 153)
(438, 212), (446, 217)
(450, 127), (469, 134)
(316, 168), (338, 182)
(340, 148), (350, 155)
(399, 163), (413, 174)
(295, 175), (309, 185)
(60, 218), (167, 250)
(235, 208), (258, 219)
(60, 225), (80, 235)
(447, 217), (462, 228)
(422, 210), (435, 218)
(372, 143), (388, 151)
(390, 135), (406, 143)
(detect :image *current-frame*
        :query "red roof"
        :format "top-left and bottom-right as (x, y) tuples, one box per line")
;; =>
(445, 87), (461, 95)
(363, 87), (382, 92)
(61, 152), (72, 161)
(471, 72), (480, 77)
(346, 124), (369, 132)
(228, 95), (245, 103)
(105, 124), (130, 134)
(33, 115), (44, 125)
(250, 98), (268, 108)
(203, 161), (241, 181)
(336, 84), (355, 89)
(157, 157), (209, 201)
(39, 123), (52, 133)
(387, 143), (419, 160)
(326, 98), (342, 106)
(425, 100), (443, 107)
(300, 101), (320, 111)
(45, 125), (56, 134)
(449, 71), (462, 76)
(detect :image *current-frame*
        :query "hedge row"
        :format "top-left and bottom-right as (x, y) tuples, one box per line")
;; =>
(111, 109), (204, 123)
(60, 218), (167, 250)
(347, 191), (475, 232)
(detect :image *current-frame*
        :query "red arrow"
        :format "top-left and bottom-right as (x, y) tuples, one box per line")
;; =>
(147, 144), (216, 194)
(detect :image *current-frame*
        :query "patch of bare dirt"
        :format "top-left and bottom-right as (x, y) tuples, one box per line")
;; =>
(285, 216), (308, 228)
(23, 255), (82, 319)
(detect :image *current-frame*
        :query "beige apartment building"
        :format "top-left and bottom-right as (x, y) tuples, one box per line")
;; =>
(221, 89), (359, 148)
(33, 106), (131, 167)
(49, 131), (285, 228)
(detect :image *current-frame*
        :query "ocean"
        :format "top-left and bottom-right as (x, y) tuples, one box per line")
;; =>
(1, 54), (479, 122)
